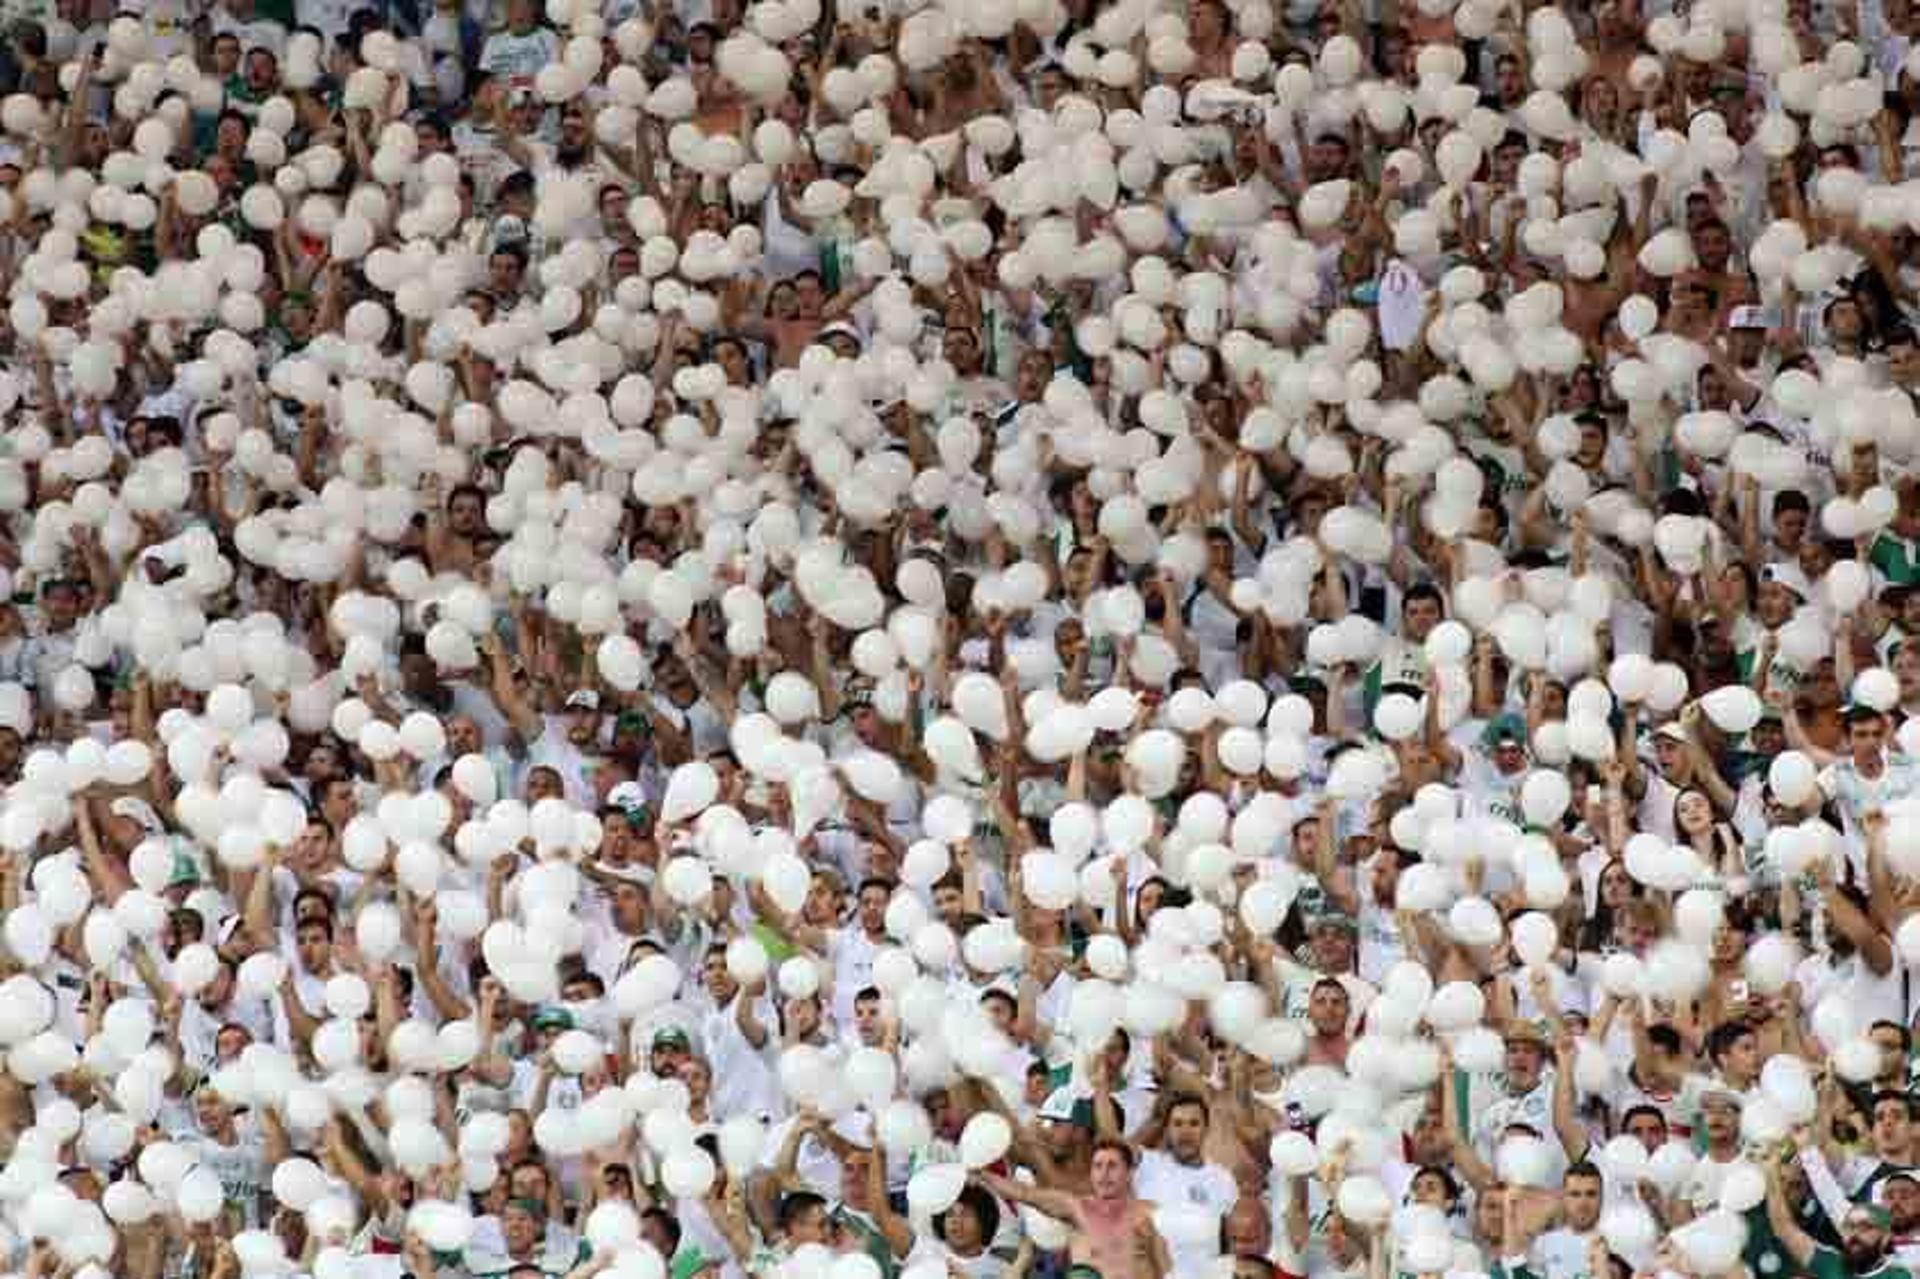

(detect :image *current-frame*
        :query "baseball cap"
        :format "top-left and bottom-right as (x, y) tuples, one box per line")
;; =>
(1654, 722), (1692, 744)
(1728, 304), (1777, 331)
(529, 1007), (575, 1032)
(1311, 911), (1358, 936)
(1039, 1087), (1095, 1129)
(817, 321), (863, 350)
(652, 1026), (693, 1053)
(1848, 1204), (1893, 1231)
(1482, 713), (1527, 747)
(606, 781), (649, 824)
(565, 688), (601, 712)
(169, 851), (202, 889)
(1761, 562), (1811, 600)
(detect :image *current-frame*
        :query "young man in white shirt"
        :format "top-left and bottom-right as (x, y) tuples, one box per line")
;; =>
(1132, 1092), (1239, 1279)
(1531, 1160), (1604, 1279)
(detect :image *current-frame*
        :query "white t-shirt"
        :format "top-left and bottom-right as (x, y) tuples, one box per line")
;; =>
(1533, 1227), (1598, 1279)
(480, 27), (561, 84)
(1135, 1149), (1239, 1279)
(828, 924), (885, 1033)
(176, 1120), (270, 1228)
(700, 991), (782, 1120)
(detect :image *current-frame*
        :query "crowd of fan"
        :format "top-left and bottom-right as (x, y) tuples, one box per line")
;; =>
(10, 0), (1920, 1278)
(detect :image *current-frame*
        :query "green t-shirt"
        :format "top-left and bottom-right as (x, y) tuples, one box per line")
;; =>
(1871, 533), (1920, 587)
(1808, 1243), (1912, 1279)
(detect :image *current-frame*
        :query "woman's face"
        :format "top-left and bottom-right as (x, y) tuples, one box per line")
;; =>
(1599, 861), (1632, 907)
(1677, 790), (1714, 836)
(1411, 1170), (1453, 1210)
(1137, 880), (1164, 919)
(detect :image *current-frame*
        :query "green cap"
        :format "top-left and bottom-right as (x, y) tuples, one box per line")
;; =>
(1482, 713), (1527, 746)
(529, 1007), (574, 1032)
(169, 851), (202, 888)
(1849, 1204), (1894, 1232)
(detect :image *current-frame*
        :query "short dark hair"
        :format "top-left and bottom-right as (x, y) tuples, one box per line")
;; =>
(978, 988), (1016, 1018)
(778, 1191), (828, 1232)
(1565, 1159), (1605, 1186)
(1872, 1092), (1916, 1120)
(1871, 1021), (1912, 1054)
(1403, 582), (1445, 610)
(1620, 1103), (1667, 1131)
(1773, 490), (1811, 515)
(1706, 1021), (1757, 1065)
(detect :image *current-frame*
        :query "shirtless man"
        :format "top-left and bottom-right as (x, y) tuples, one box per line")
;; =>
(978, 1139), (1172, 1279)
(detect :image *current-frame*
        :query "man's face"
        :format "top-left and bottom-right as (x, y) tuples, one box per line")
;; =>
(1886, 1179), (1920, 1232)
(1851, 716), (1889, 765)
(702, 951), (738, 1002)
(611, 882), (646, 931)
(857, 885), (888, 933)
(1496, 58), (1524, 101)
(1696, 223), (1731, 270)
(1505, 1040), (1545, 1091)
(446, 716), (481, 757)
(449, 492), (483, 534)
(1089, 1148), (1131, 1199)
(245, 50), (276, 92)
(567, 707), (600, 747)
(1310, 924), (1353, 972)
(1165, 1104), (1207, 1162)
(1720, 1031), (1759, 1080)
(1307, 138), (1346, 181)
(1875, 1098), (1910, 1151)
(1701, 1098), (1739, 1143)
(503, 1207), (540, 1253)
(1844, 1218), (1891, 1269)
(1402, 597), (1441, 641)
(1890, 342), (1920, 387)
(1563, 1173), (1603, 1230)
(1625, 1110), (1668, 1150)
(295, 923), (331, 972)
(1307, 983), (1349, 1035)
(43, 585), (78, 629)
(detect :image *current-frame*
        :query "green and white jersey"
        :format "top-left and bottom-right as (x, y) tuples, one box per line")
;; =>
(1872, 532), (1920, 587)
(1466, 432), (1534, 519)
(177, 1120), (270, 1230)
